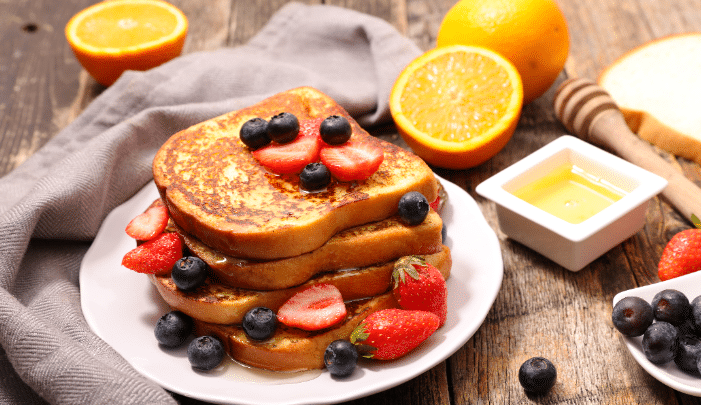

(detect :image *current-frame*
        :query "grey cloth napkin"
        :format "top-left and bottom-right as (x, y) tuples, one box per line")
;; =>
(0, 3), (421, 404)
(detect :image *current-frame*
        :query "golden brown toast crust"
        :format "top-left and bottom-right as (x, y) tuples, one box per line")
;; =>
(193, 293), (399, 371)
(179, 209), (444, 290)
(153, 87), (437, 260)
(149, 245), (451, 325)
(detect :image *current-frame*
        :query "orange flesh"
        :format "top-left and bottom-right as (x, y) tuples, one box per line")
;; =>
(399, 52), (513, 142)
(75, 4), (178, 48)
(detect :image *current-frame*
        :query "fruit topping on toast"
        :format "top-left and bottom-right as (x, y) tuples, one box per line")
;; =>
(239, 117), (271, 150)
(320, 115), (352, 145)
(267, 112), (300, 144)
(277, 284), (347, 331)
(398, 191), (430, 225)
(392, 256), (448, 326)
(121, 232), (182, 275)
(171, 256), (208, 291)
(125, 204), (169, 240)
(299, 162), (332, 192)
(251, 117), (323, 174)
(242, 307), (278, 341)
(249, 113), (384, 182)
(350, 309), (440, 360)
(320, 139), (384, 182)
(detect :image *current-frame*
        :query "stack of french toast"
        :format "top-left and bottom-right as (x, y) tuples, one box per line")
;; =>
(142, 87), (451, 371)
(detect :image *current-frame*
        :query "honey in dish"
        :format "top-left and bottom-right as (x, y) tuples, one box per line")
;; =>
(512, 162), (627, 224)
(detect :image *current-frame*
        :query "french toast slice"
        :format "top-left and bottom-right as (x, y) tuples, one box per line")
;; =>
(149, 245), (451, 325)
(178, 209), (444, 290)
(193, 292), (400, 372)
(152, 87), (438, 260)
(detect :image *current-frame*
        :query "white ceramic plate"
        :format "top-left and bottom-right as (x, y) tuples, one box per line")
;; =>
(80, 176), (504, 405)
(613, 271), (701, 396)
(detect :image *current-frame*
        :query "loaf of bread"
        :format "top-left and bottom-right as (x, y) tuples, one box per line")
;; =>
(598, 33), (701, 164)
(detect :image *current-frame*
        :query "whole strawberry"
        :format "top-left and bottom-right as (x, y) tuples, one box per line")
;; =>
(658, 228), (701, 281)
(350, 309), (439, 360)
(392, 256), (447, 326)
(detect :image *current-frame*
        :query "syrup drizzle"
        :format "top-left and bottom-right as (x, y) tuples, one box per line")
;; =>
(209, 355), (323, 385)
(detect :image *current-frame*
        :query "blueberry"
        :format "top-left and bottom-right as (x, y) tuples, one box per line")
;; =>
(611, 296), (654, 337)
(652, 289), (691, 326)
(172, 256), (208, 291)
(642, 321), (678, 364)
(691, 295), (701, 333)
(319, 115), (352, 145)
(398, 191), (429, 226)
(240, 117), (271, 150)
(187, 335), (225, 371)
(154, 311), (193, 348)
(267, 112), (299, 144)
(675, 334), (701, 374)
(242, 307), (277, 341)
(300, 162), (331, 192)
(518, 357), (557, 394)
(678, 318), (699, 337)
(324, 340), (358, 377)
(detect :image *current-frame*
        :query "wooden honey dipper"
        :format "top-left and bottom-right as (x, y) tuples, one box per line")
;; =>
(554, 77), (701, 223)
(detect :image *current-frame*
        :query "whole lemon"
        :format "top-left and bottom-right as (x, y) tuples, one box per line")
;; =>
(436, 0), (569, 104)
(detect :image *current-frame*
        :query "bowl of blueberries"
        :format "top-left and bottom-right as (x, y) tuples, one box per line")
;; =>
(612, 271), (701, 396)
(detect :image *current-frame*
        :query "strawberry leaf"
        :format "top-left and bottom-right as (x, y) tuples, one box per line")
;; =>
(392, 256), (425, 288)
(355, 344), (378, 359)
(350, 323), (370, 343)
(692, 214), (701, 229)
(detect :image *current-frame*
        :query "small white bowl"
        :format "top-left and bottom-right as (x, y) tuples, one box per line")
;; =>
(475, 135), (667, 271)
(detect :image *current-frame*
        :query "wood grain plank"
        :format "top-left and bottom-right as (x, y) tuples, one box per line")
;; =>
(404, 0), (455, 51)
(169, 0), (233, 52)
(0, 0), (96, 177)
(559, 0), (701, 81)
(325, 0), (406, 34)
(227, 0), (322, 46)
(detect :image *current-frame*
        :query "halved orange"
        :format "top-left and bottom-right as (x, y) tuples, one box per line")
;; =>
(390, 45), (523, 169)
(436, 0), (569, 105)
(65, 0), (188, 87)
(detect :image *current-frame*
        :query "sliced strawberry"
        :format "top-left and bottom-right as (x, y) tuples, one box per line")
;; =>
(277, 284), (347, 331)
(125, 205), (169, 240)
(429, 196), (441, 212)
(320, 139), (384, 182)
(350, 309), (439, 360)
(392, 256), (448, 326)
(430, 182), (446, 214)
(121, 232), (182, 275)
(299, 117), (324, 139)
(252, 118), (323, 174)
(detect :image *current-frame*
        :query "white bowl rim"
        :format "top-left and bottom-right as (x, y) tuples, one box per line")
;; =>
(475, 135), (667, 242)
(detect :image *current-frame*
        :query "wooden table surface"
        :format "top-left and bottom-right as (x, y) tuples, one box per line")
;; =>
(3, 0), (701, 404)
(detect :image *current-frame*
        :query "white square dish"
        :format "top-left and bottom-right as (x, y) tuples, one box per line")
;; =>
(475, 135), (667, 271)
